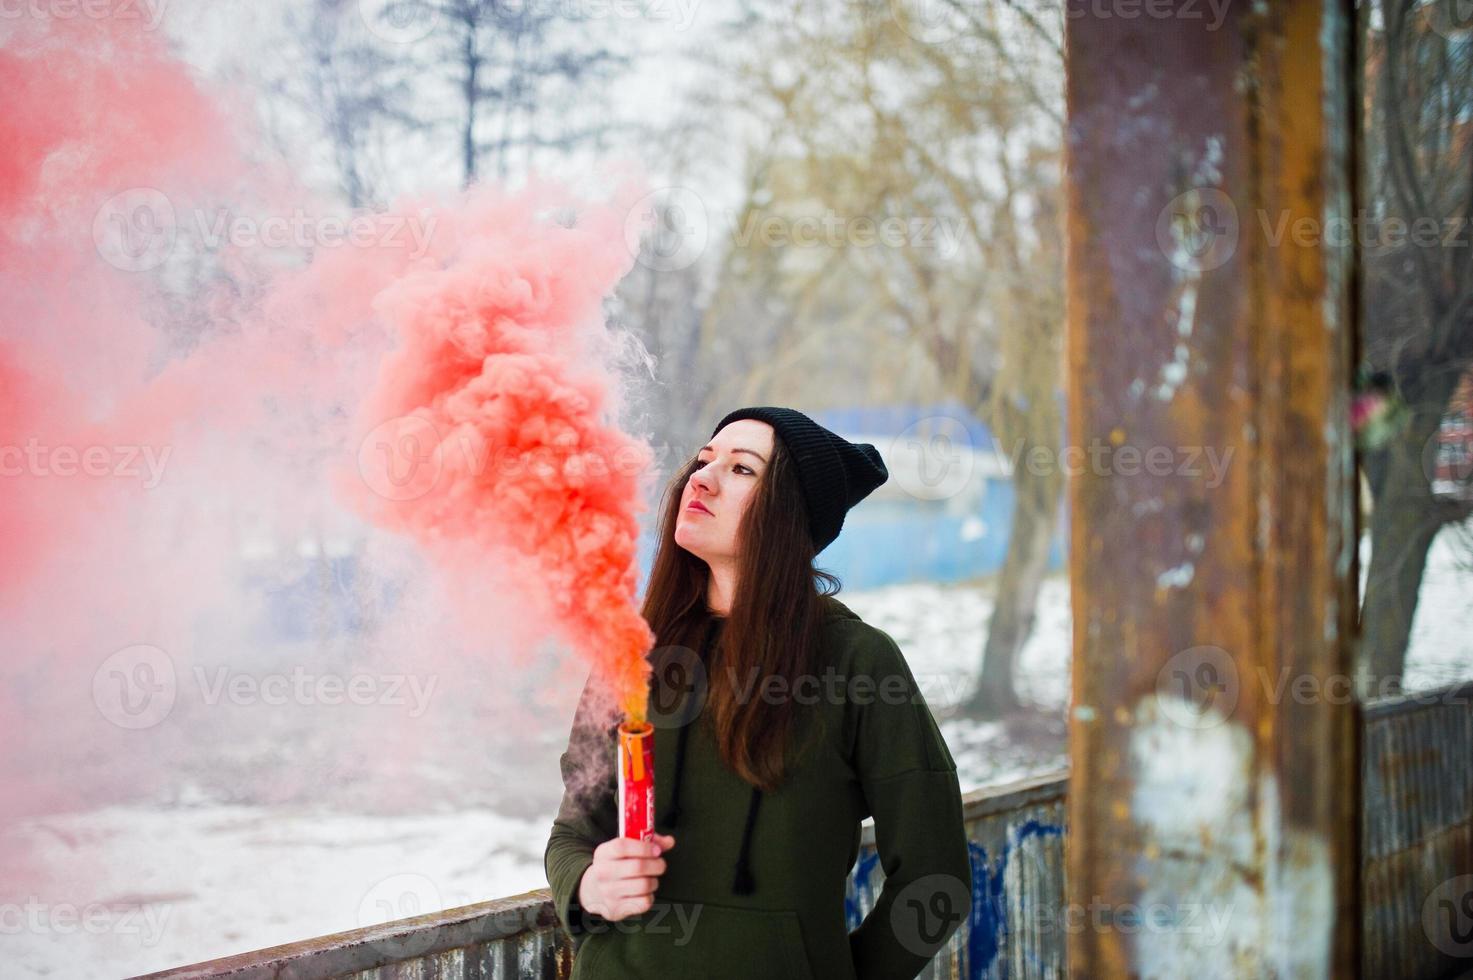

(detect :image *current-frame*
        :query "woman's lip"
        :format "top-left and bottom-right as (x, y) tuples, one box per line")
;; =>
(687, 502), (712, 515)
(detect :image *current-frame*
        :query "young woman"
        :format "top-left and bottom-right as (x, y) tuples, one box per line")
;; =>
(544, 406), (971, 980)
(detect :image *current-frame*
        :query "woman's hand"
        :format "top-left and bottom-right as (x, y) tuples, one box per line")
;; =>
(577, 832), (675, 921)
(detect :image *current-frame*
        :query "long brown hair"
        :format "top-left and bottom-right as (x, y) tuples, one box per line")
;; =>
(640, 432), (840, 792)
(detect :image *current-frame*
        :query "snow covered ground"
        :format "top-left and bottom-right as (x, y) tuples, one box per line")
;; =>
(2, 532), (1468, 978)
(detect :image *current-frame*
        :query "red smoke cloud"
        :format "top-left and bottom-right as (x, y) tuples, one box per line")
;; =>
(0, 7), (661, 880)
(342, 178), (659, 722)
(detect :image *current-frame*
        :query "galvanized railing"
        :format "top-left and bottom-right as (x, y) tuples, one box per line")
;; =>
(1361, 678), (1473, 978)
(854, 771), (1068, 979)
(133, 677), (1471, 979)
(130, 772), (1068, 980)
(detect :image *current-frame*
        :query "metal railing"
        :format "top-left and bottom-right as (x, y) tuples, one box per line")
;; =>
(1361, 678), (1473, 978)
(134, 677), (1472, 979)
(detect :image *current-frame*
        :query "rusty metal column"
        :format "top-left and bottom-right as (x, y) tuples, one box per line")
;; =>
(1063, 0), (1360, 977)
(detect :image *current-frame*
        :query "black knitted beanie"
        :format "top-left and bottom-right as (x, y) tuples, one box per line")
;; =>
(710, 406), (889, 554)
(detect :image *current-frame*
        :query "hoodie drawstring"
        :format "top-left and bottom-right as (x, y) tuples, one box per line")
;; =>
(659, 711), (692, 829)
(731, 785), (763, 894)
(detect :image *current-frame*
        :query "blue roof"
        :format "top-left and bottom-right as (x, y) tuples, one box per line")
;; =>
(808, 401), (997, 448)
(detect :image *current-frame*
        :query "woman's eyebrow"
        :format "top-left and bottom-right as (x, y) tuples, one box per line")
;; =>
(698, 445), (768, 464)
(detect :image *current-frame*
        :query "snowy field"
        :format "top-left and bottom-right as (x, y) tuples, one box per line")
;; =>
(2, 532), (1469, 978)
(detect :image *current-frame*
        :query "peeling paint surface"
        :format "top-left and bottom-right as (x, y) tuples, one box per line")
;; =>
(1155, 562), (1196, 589)
(1127, 697), (1333, 977)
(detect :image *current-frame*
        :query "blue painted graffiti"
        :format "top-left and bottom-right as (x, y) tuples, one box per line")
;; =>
(966, 818), (1065, 978)
(843, 817), (1064, 978)
(844, 848), (883, 930)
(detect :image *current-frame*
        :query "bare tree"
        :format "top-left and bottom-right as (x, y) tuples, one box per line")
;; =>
(1357, 0), (1473, 695)
(382, 0), (633, 187)
(713, 0), (1066, 715)
(262, 0), (423, 208)
(612, 190), (711, 466)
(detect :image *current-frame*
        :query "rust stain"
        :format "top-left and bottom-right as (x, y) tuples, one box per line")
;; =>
(1065, 0), (1359, 974)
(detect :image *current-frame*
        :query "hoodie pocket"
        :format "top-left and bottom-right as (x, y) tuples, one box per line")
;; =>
(572, 899), (814, 980)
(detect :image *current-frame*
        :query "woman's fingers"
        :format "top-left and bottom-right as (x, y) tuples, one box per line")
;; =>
(606, 835), (673, 859)
(597, 838), (640, 860)
(599, 840), (668, 879)
(586, 835), (675, 920)
(611, 893), (654, 918)
(607, 874), (659, 900)
(613, 856), (666, 877)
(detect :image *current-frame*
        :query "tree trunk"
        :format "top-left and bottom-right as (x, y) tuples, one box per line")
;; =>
(1358, 406), (1452, 698)
(461, 26), (478, 187)
(964, 435), (1062, 717)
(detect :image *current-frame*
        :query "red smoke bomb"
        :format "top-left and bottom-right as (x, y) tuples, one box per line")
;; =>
(617, 721), (654, 841)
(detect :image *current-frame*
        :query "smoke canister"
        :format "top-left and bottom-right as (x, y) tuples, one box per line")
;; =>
(617, 721), (655, 841)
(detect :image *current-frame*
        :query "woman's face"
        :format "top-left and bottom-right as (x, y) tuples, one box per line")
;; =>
(674, 419), (775, 565)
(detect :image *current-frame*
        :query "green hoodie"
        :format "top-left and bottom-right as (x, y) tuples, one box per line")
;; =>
(543, 595), (971, 979)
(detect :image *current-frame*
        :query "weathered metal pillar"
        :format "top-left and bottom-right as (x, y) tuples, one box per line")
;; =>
(1063, 0), (1360, 976)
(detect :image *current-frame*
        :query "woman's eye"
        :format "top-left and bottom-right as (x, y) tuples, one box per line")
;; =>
(693, 459), (754, 475)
